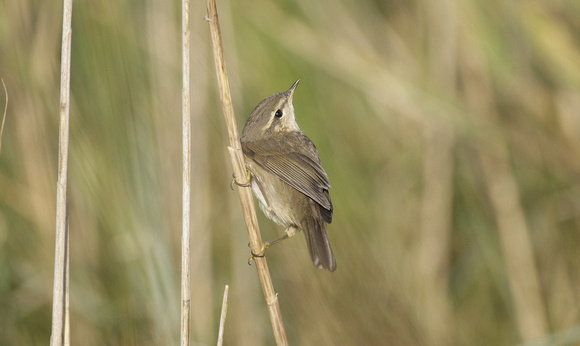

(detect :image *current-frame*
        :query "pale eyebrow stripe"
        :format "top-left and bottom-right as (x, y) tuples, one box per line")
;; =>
(261, 112), (276, 133)
(260, 99), (286, 133)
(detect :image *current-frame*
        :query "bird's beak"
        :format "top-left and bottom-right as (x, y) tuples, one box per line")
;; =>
(287, 79), (300, 101)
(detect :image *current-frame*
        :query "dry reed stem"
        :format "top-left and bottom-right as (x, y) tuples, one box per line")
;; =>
(51, 0), (73, 344)
(217, 285), (229, 346)
(205, 0), (288, 344)
(64, 206), (70, 346)
(0, 79), (7, 155)
(180, 0), (192, 344)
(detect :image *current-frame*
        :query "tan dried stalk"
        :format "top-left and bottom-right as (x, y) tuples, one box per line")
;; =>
(180, 0), (192, 344)
(205, 0), (288, 344)
(51, 0), (73, 344)
(217, 285), (229, 346)
(0, 79), (7, 155)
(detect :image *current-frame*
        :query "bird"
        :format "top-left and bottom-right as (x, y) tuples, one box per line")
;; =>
(238, 80), (336, 271)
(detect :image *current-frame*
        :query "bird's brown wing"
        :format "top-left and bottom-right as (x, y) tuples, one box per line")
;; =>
(242, 132), (333, 219)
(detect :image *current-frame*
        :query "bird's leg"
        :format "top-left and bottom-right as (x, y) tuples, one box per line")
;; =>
(249, 227), (298, 262)
(230, 168), (252, 189)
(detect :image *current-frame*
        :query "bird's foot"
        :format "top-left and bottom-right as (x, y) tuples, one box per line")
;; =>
(230, 169), (252, 190)
(247, 242), (270, 265)
(247, 230), (296, 265)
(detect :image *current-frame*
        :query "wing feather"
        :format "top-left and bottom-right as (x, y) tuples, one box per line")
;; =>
(242, 132), (332, 213)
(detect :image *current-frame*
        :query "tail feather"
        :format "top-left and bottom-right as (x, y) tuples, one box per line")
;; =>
(304, 215), (336, 271)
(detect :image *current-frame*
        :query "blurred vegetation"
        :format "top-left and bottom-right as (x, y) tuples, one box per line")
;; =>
(2, 0), (580, 344)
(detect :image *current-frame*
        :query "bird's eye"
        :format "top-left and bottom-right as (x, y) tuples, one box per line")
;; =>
(274, 109), (283, 118)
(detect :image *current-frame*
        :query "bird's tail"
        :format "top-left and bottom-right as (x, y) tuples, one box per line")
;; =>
(303, 213), (336, 271)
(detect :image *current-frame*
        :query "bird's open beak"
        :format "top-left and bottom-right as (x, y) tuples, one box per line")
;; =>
(287, 79), (300, 101)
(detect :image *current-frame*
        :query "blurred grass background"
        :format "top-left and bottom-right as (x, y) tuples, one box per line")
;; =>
(2, 0), (580, 344)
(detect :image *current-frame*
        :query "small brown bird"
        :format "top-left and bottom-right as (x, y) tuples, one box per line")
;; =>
(240, 80), (336, 271)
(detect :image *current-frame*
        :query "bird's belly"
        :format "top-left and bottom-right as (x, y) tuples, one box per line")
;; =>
(249, 165), (297, 228)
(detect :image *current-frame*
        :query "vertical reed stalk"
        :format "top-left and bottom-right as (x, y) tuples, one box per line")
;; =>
(51, 0), (73, 344)
(64, 206), (70, 346)
(0, 79), (7, 155)
(205, 0), (288, 344)
(217, 285), (230, 346)
(180, 0), (192, 344)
